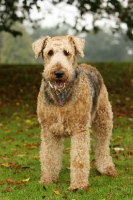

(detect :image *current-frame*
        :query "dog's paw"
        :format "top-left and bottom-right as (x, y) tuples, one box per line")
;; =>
(103, 166), (117, 177)
(99, 165), (117, 177)
(68, 183), (90, 191)
(39, 177), (56, 184)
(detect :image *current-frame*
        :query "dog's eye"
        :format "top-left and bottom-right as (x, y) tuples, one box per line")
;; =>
(48, 50), (54, 56)
(63, 50), (70, 56)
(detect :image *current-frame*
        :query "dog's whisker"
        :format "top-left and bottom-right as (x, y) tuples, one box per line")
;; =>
(48, 81), (54, 88)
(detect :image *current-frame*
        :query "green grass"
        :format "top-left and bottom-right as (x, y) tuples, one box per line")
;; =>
(1, 109), (133, 200)
(0, 63), (133, 199)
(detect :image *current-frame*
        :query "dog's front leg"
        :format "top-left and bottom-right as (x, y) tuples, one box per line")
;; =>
(69, 130), (90, 190)
(39, 128), (64, 184)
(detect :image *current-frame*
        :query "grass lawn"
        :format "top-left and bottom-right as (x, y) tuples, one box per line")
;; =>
(0, 63), (133, 200)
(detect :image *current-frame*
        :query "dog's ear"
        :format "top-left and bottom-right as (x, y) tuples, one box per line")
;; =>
(32, 36), (51, 59)
(67, 35), (85, 57)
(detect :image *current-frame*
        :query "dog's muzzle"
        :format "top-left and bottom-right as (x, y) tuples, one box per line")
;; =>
(48, 70), (76, 91)
(54, 71), (64, 79)
(53, 70), (65, 89)
(48, 70), (66, 90)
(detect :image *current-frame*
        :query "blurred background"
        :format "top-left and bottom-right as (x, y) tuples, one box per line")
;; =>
(0, 0), (133, 63)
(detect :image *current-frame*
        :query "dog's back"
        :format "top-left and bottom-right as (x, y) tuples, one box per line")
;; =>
(80, 63), (103, 115)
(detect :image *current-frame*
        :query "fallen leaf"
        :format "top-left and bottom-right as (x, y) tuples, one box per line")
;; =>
(131, 78), (133, 84)
(125, 168), (131, 171)
(33, 155), (39, 160)
(123, 184), (126, 188)
(0, 180), (3, 185)
(66, 166), (70, 170)
(16, 102), (20, 106)
(6, 178), (14, 185)
(24, 143), (39, 149)
(113, 147), (124, 154)
(87, 189), (92, 193)
(1, 163), (10, 168)
(24, 119), (31, 123)
(11, 148), (16, 151)
(5, 129), (11, 133)
(17, 154), (26, 157)
(54, 189), (60, 195)
(128, 118), (133, 121)
(22, 177), (30, 182)
(65, 147), (70, 151)
(3, 187), (11, 192)
(62, 194), (68, 199)
(125, 97), (131, 101)
(16, 180), (24, 185)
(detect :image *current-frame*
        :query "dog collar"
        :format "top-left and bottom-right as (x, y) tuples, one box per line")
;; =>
(48, 70), (77, 106)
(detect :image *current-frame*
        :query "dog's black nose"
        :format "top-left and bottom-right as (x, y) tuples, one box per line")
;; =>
(54, 71), (64, 79)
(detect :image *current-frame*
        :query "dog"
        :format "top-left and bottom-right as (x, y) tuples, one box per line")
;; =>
(32, 35), (116, 190)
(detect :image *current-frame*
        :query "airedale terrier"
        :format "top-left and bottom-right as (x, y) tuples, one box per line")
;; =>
(32, 35), (116, 190)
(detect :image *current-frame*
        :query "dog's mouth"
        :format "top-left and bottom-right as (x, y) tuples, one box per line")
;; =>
(48, 81), (66, 90)
(54, 81), (66, 89)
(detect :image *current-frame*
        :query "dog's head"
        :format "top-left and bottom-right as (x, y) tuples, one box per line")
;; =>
(32, 35), (85, 90)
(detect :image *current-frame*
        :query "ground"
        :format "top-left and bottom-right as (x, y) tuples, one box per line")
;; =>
(0, 63), (133, 199)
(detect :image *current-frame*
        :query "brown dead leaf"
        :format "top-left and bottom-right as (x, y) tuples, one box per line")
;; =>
(6, 178), (14, 185)
(0, 180), (3, 185)
(24, 143), (40, 149)
(3, 187), (11, 193)
(62, 193), (68, 199)
(5, 129), (11, 133)
(16, 177), (30, 185)
(16, 180), (25, 185)
(87, 189), (92, 193)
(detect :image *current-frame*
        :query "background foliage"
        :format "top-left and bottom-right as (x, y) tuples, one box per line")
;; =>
(0, 25), (35, 64)
(0, 25), (133, 64)
(0, 0), (133, 39)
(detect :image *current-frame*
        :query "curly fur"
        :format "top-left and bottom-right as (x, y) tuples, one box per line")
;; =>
(32, 35), (116, 190)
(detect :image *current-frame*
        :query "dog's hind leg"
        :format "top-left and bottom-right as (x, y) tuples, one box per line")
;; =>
(39, 128), (64, 183)
(92, 85), (116, 177)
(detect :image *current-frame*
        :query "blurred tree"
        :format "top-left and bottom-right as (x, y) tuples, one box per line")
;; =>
(0, 0), (43, 37)
(0, 0), (133, 40)
(31, 26), (133, 62)
(83, 31), (133, 62)
(0, 25), (35, 64)
(31, 24), (73, 40)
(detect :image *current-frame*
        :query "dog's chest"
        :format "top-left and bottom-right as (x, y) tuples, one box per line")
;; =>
(49, 116), (71, 136)
(44, 107), (73, 136)
(38, 74), (93, 136)
(42, 97), (91, 136)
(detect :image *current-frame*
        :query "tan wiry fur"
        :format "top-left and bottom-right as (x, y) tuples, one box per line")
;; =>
(32, 35), (116, 190)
